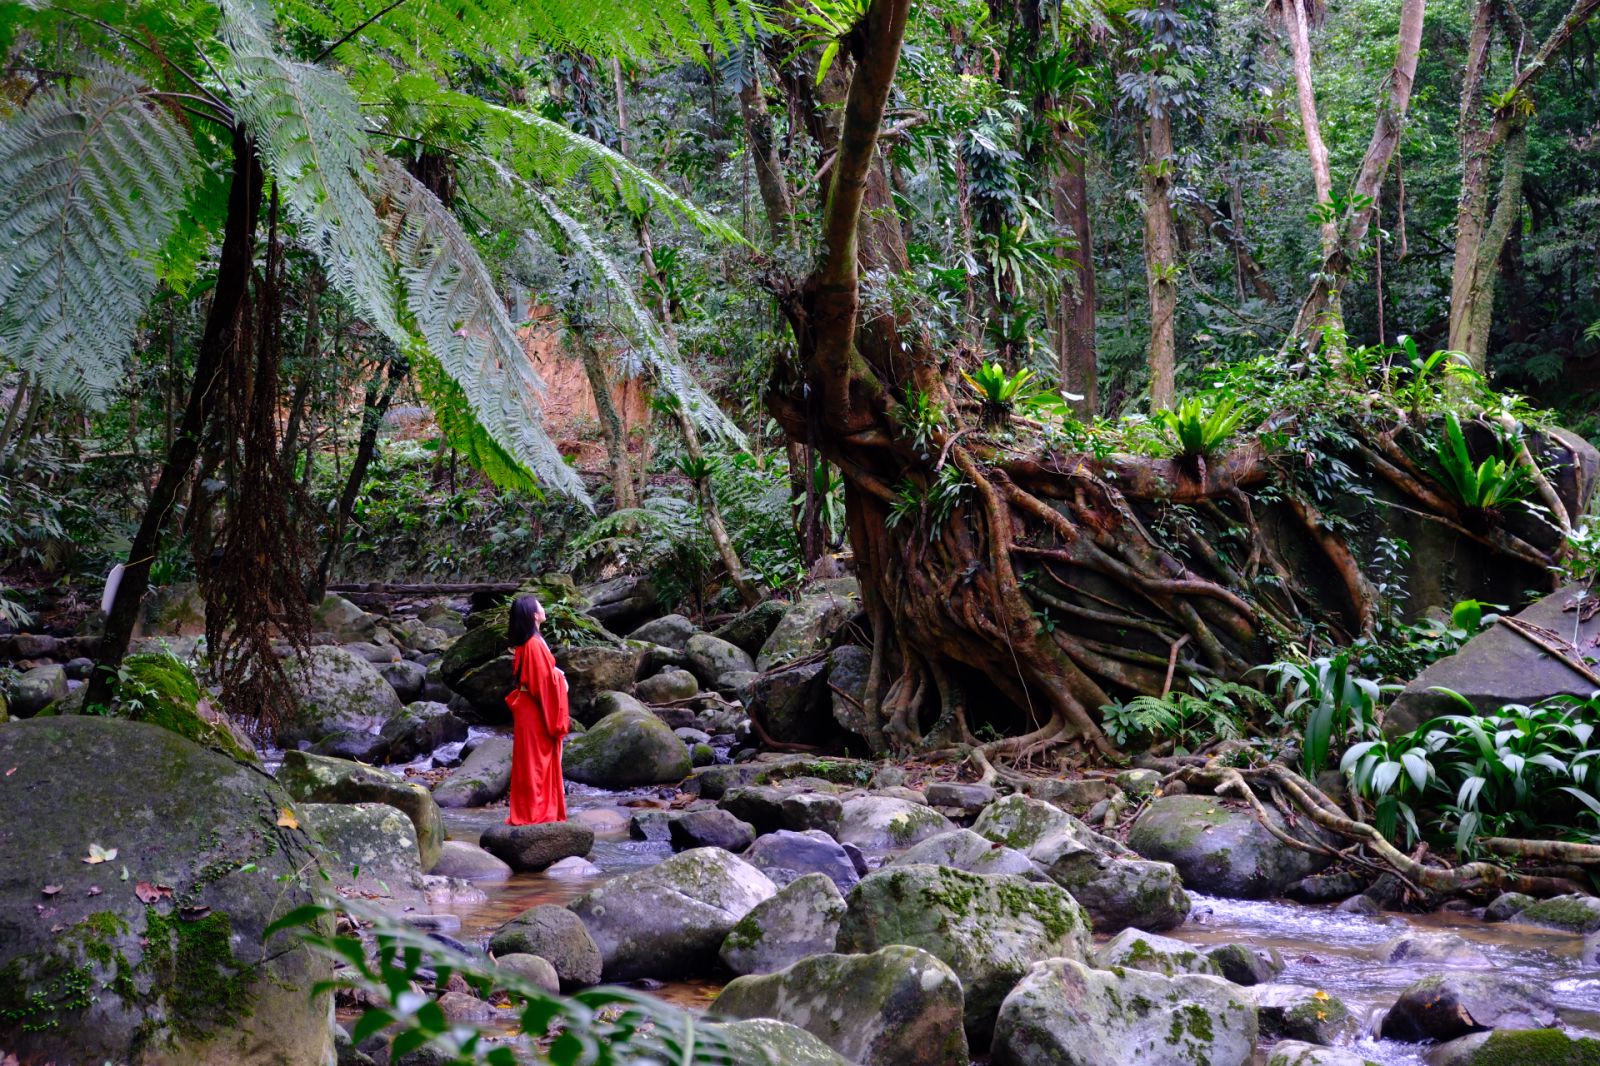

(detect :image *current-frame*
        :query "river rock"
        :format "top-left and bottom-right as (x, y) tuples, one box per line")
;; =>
(299, 802), (421, 888)
(1127, 794), (1330, 899)
(345, 641), (400, 664)
(568, 848), (775, 980)
(308, 729), (391, 763)
(720, 784), (844, 836)
(313, 593), (381, 642)
(430, 736), (514, 807)
(972, 793), (1127, 854)
(278, 645), (405, 746)
(479, 822), (594, 872)
(554, 643), (640, 723)
(95, 652), (255, 761)
(277, 750), (445, 870)
(1511, 892), (1600, 933)
(387, 617), (452, 654)
(1379, 972), (1559, 1042)
(1095, 928), (1223, 977)
(493, 952), (559, 995)
(685, 633), (757, 687)
(991, 958), (1257, 1066)
(720, 872), (846, 976)
(1265, 1041), (1378, 1066)
(925, 781), (997, 815)
(581, 574), (658, 633)
(378, 701), (468, 762)
(430, 840), (511, 882)
(0, 717), (333, 1064)
(1429, 1030), (1600, 1065)
(712, 599), (789, 655)
(1483, 891), (1534, 922)
(838, 795), (954, 852)
(839, 863), (1091, 1042)
(629, 614), (700, 650)
(1387, 584), (1600, 734)
(449, 654), (515, 716)
(1250, 984), (1358, 1044)
(668, 808), (755, 853)
(489, 904), (602, 989)
(708, 1017), (852, 1066)
(1207, 942), (1285, 985)
(378, 658), (428, 702)
(742, 829), (861, 893)
(10, 663), (67, 716)
(757, 584), (859, 671)
(890, 829), (1037, 878)
(713, 944), (968, 1066)
(637, 667), (699, 703)
(563, 706), (691, 787)
(692, 762), (762, 799)
(749, 660), (830, 746)
(1378, 932), (1490, 967)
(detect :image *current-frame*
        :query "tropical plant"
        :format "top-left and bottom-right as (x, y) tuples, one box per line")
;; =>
(894, 387), (945, 459)
(962, 362), (1038, 427)
(1100, 678), (1273, 753)
(1256, 651), (1395, 776)
(1430, 412), (1532, 516)
(1156, 394), (1249, 463)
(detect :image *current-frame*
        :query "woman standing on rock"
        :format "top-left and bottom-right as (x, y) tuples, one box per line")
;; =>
(505, 594), (570, 824)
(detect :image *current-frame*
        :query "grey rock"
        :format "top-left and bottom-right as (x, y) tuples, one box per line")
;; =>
(706, 1018), (852, 1066)
(628, 614), (701, 651)
(684, 633), (757, 688)
(827, 644), (874, 741)
(749, 660), (830, 746)
(1483, 891), (1534, 922)
(1377, 932), (1490, 968)
(479, 822), (594, 872)
(300, 802), (421, 888)
(563, 707), (691, 787)
(277, 750), (446, 870)
(494, 953), (559, 995)
(313, 593), (382, 642)
(890, 829), (1037, 879)
(581, 574), (658, 633)
(1207, 942), (1285, 985)
(279, 645), (405, 746)
(1427, 1030), (1600, 1065)
(429, 840), (512, 882)
(719, 872), (846, 976)
(9, 664), (67, 716)
(378, 701), (468, 763)
(345, 641), (401, 664)
(1264, 1041), (1377, 1066)
(1380, 972), (1559, 1042)
(1511, 892), (1600, 933)
(837, 795), (954, 852)
(925, 781), (997, 814)
(711, 600), (789, 656)
(559, 643), (645, 724)
(378, 659), (428, 702)
(489, 904), (602, 989)
(629, 809), (680, 842)
(1249, 984), (1359, 1045)
(1025, 777), (1116, 808)
(720, 785), (844, 836)
(742, 829), (861, 894)
(1094, 928), (1222, 977)
(1115, 768), (1163, 796)
(757, 586), (858, 671)
(1127, 794), (1331, 899)
(309, 729), (392, 764)
(669, 809), (755, 853)
(637, 667), (699, 703)
(430, 736), (514, 808)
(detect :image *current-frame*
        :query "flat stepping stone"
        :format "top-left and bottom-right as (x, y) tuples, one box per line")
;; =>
(479, 821), (595, 872)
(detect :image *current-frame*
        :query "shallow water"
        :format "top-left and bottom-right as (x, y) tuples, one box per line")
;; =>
(404, 761), (1600, 1065)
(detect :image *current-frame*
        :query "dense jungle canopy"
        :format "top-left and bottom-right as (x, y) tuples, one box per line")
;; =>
(3, 0), (1600, 1060)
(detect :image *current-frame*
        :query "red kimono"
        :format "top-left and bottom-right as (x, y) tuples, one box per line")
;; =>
(504, 635), (570, 825)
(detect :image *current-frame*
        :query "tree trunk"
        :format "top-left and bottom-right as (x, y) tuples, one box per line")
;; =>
(1054, 126), (1098, 416)
(737, 71), (794, 242)
(1142, 104), (1179, 411)
(1447, 0), (1497, 358)
(86, 127), (263, 707)
(677, 411), (760, 606)
(577, 333), (635, 511)
(313, 356), (405, 598)
(1458, 122), (1530, 363)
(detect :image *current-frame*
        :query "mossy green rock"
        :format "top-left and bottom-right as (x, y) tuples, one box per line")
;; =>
(109, 653), (254, 762)
(838, 795), (954, 852)
(711, 599), (789, 655)
(838, 863), (1091, 1043)
(1095, 928), (1222, 978)
(298, 802), (422, 891)
(1430, 1029), (1600, 1065)
(563, 707), (691, 787)
(489, 904), (602, 990)
(1248, 984), (1358, 1045)
(991, 958), (1257, 1066)
(0, 717), (332, 1065)
(278, 645), (404, 747)
(755, 586), (859, 671)
(719, 872), (846, 976)
(10, 664), (68, 717)
(431, 736), (514, 808)
(891, 828), (1036, 878)
(276, 750), (444, 871)
(1379, 972), (1558, 1042)
(713, 944), (969, 1066)
(704, 1017), (853, 1066)
(438, 606), (510, 688)
(1127, 794), (1330, 899)
(1511, 893), (1600, 934)
(312, 593), (381, 643)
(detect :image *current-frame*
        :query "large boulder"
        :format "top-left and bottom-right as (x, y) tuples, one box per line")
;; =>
(749, 660), (831, 746)
(719, 872), (846, 976)
(712, 599), (789, 655)
(312, 593), (383, 642)
(742, 828), (862, 894)
(0, 718), (333, 1064)
(684, 633), (757, 688)
(629, 614), (700, 651)
(713, 945), (969, 1066)
(431, 736), (514, 808)
(891, 829), (1037, 879)
(106, 652), (255, 761)
(637, 667), (699, 703)
(1379, 972), (1558, 1042)
(377, 701), (468, 762)
(430, 840), (511, 882)
(668, 808), (755, 853)
(488, 904), (603, 989)
(827, 644), (874, 741)
(1388, 585), (1600, 734)
(990, 958), (1258, 1066)
(562, 707), (691, 787)
(478, 822), (594, 872)
(298, 802), (421, 888)
(277, 750), (445, 870)
(1127, 794), (1330, 899)
(839, 863), (1092, 1042)
(1265, 1042), (1379, 1066)
(1510, 893), (1600, 934)
(1249, 983), (1357, 1045)
(720, 784), (844, 837)
(278, 645), (404, 747)
(837, 795), (955, 852)
(581, 575), (658, 633)
(1428, 1030), (1600, 1065)
(706, 1017), (852, 1066)
(560, 643), (645, 723)
(757, 582), (860, 671)
(567, 848), (775, 979)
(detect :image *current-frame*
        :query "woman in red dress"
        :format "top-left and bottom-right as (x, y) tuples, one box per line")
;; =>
(504, 595), (570, 825)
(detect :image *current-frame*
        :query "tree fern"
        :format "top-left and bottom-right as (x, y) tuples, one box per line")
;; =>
(370, 156), (591, 503)
(410, 350), (544, 496)
(0, 68), (197, 406)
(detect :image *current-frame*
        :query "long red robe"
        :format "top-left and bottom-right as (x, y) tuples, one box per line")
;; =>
(504, 634), (570, 825)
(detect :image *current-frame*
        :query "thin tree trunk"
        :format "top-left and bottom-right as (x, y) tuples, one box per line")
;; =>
(1142, 104), (1179, 411)
(737, 71), (794, 241)
(1282, 0), (1337, 256)
(0, 372), (30, 461)
(678, 411), (761, 607)
(2, 388), (46, 473)
(314, 357), (405, 597)
(1459, 122), (1530, 362)
(1054, 126), (1099, 416)
(577, 333), (634, 511)
(87, 127), (263, 707)
(1447, 0), (1497, 356)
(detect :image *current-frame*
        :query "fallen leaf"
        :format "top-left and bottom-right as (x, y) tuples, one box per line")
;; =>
(86, 886), (101, 897)
(120, 865), (130, 881)
(41, 885), (61, 896)
(49, 922), (66, 933)
(4, 766), (16, 776)
(134, 882), (172, 905)
(82, 843), (117, 865)
(276, 808), (299, 830)
(180, 905), (211, 921)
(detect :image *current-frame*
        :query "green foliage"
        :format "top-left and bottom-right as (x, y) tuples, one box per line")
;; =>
(1100, 679), (1272, 754)
(962, 362), (1038, 427)
(1430, 412), (1532, 514)
(887, 465), (967, 541)
(1156, 394), (1248, 459)
(1256, 651), (1394, 777)
(267, 898), (735, 1065)
(893, 387), (945, 460)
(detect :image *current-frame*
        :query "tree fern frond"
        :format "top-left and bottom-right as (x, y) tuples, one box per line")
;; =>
(369, 156), (591, 505)
(480, 160), (745, 448)
(0, 67), (197, 407)
(218, 0), (401, 339)
(411, 350), (544, 496)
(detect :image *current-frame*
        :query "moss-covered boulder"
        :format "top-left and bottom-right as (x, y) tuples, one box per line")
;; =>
(712, 599), (789, 655)
(684, 632), (757, 688)
(106, 653), (255, 762)
(276, 750), (444, 871)
(1248, 984), (1357, 1045)
(891, 829), (1037, 879)
(560, 644), (645, 724)
(312, 593), (382, 643)
(10, 664), (68, 717)
(1264, 1041), (1378, 1066)
(488, 903), (603, 990)
(990, 958), (1257, 1066)
(562, 706), (690, 788)
(1430, 1029), (1600, 1065)
(377, 700), (468, 762)
(756, 583), (859, 671)
(719, 872), (846, 976)
(1127, 794), (1330, 899)
(1511, 893), (1600, 934)
(430, 736), (514, 808)
(298, 802), (422, 891)
(838, 796), (954, 852)
(838, 863), (1092, 1043)
(0, 717), (332, 1064)
(704, 1017), (853, 1066)
(278, 645), (404, 747)
(1094, 928), (1222, 978)
(567, 848), (775, 980)
(713, 944), (969, 1066)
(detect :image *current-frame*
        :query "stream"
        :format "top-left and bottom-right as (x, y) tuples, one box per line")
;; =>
(373, 729), (1600, 1065)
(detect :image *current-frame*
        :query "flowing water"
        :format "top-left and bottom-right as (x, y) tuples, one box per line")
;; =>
(365, 732), (1600, 1065)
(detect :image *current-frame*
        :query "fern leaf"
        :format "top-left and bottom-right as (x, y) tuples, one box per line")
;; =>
(0, 67), (197, 407)
(369, 156), (591, 505)
(411, 351), (543, 496)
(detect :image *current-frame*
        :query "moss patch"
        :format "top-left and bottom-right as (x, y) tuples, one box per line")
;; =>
(111, 654), (253, 761)
(1463, 1030), (1600, 1065)
(141, 909), (254, 1041)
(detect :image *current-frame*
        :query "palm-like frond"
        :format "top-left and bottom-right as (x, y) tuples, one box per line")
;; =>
(411, 351), (543, 495)
(370, 156), (591, 504)
(0, 68), (197, 406)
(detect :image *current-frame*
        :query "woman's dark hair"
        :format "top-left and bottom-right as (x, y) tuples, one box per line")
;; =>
(507, 594), (542, 646)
